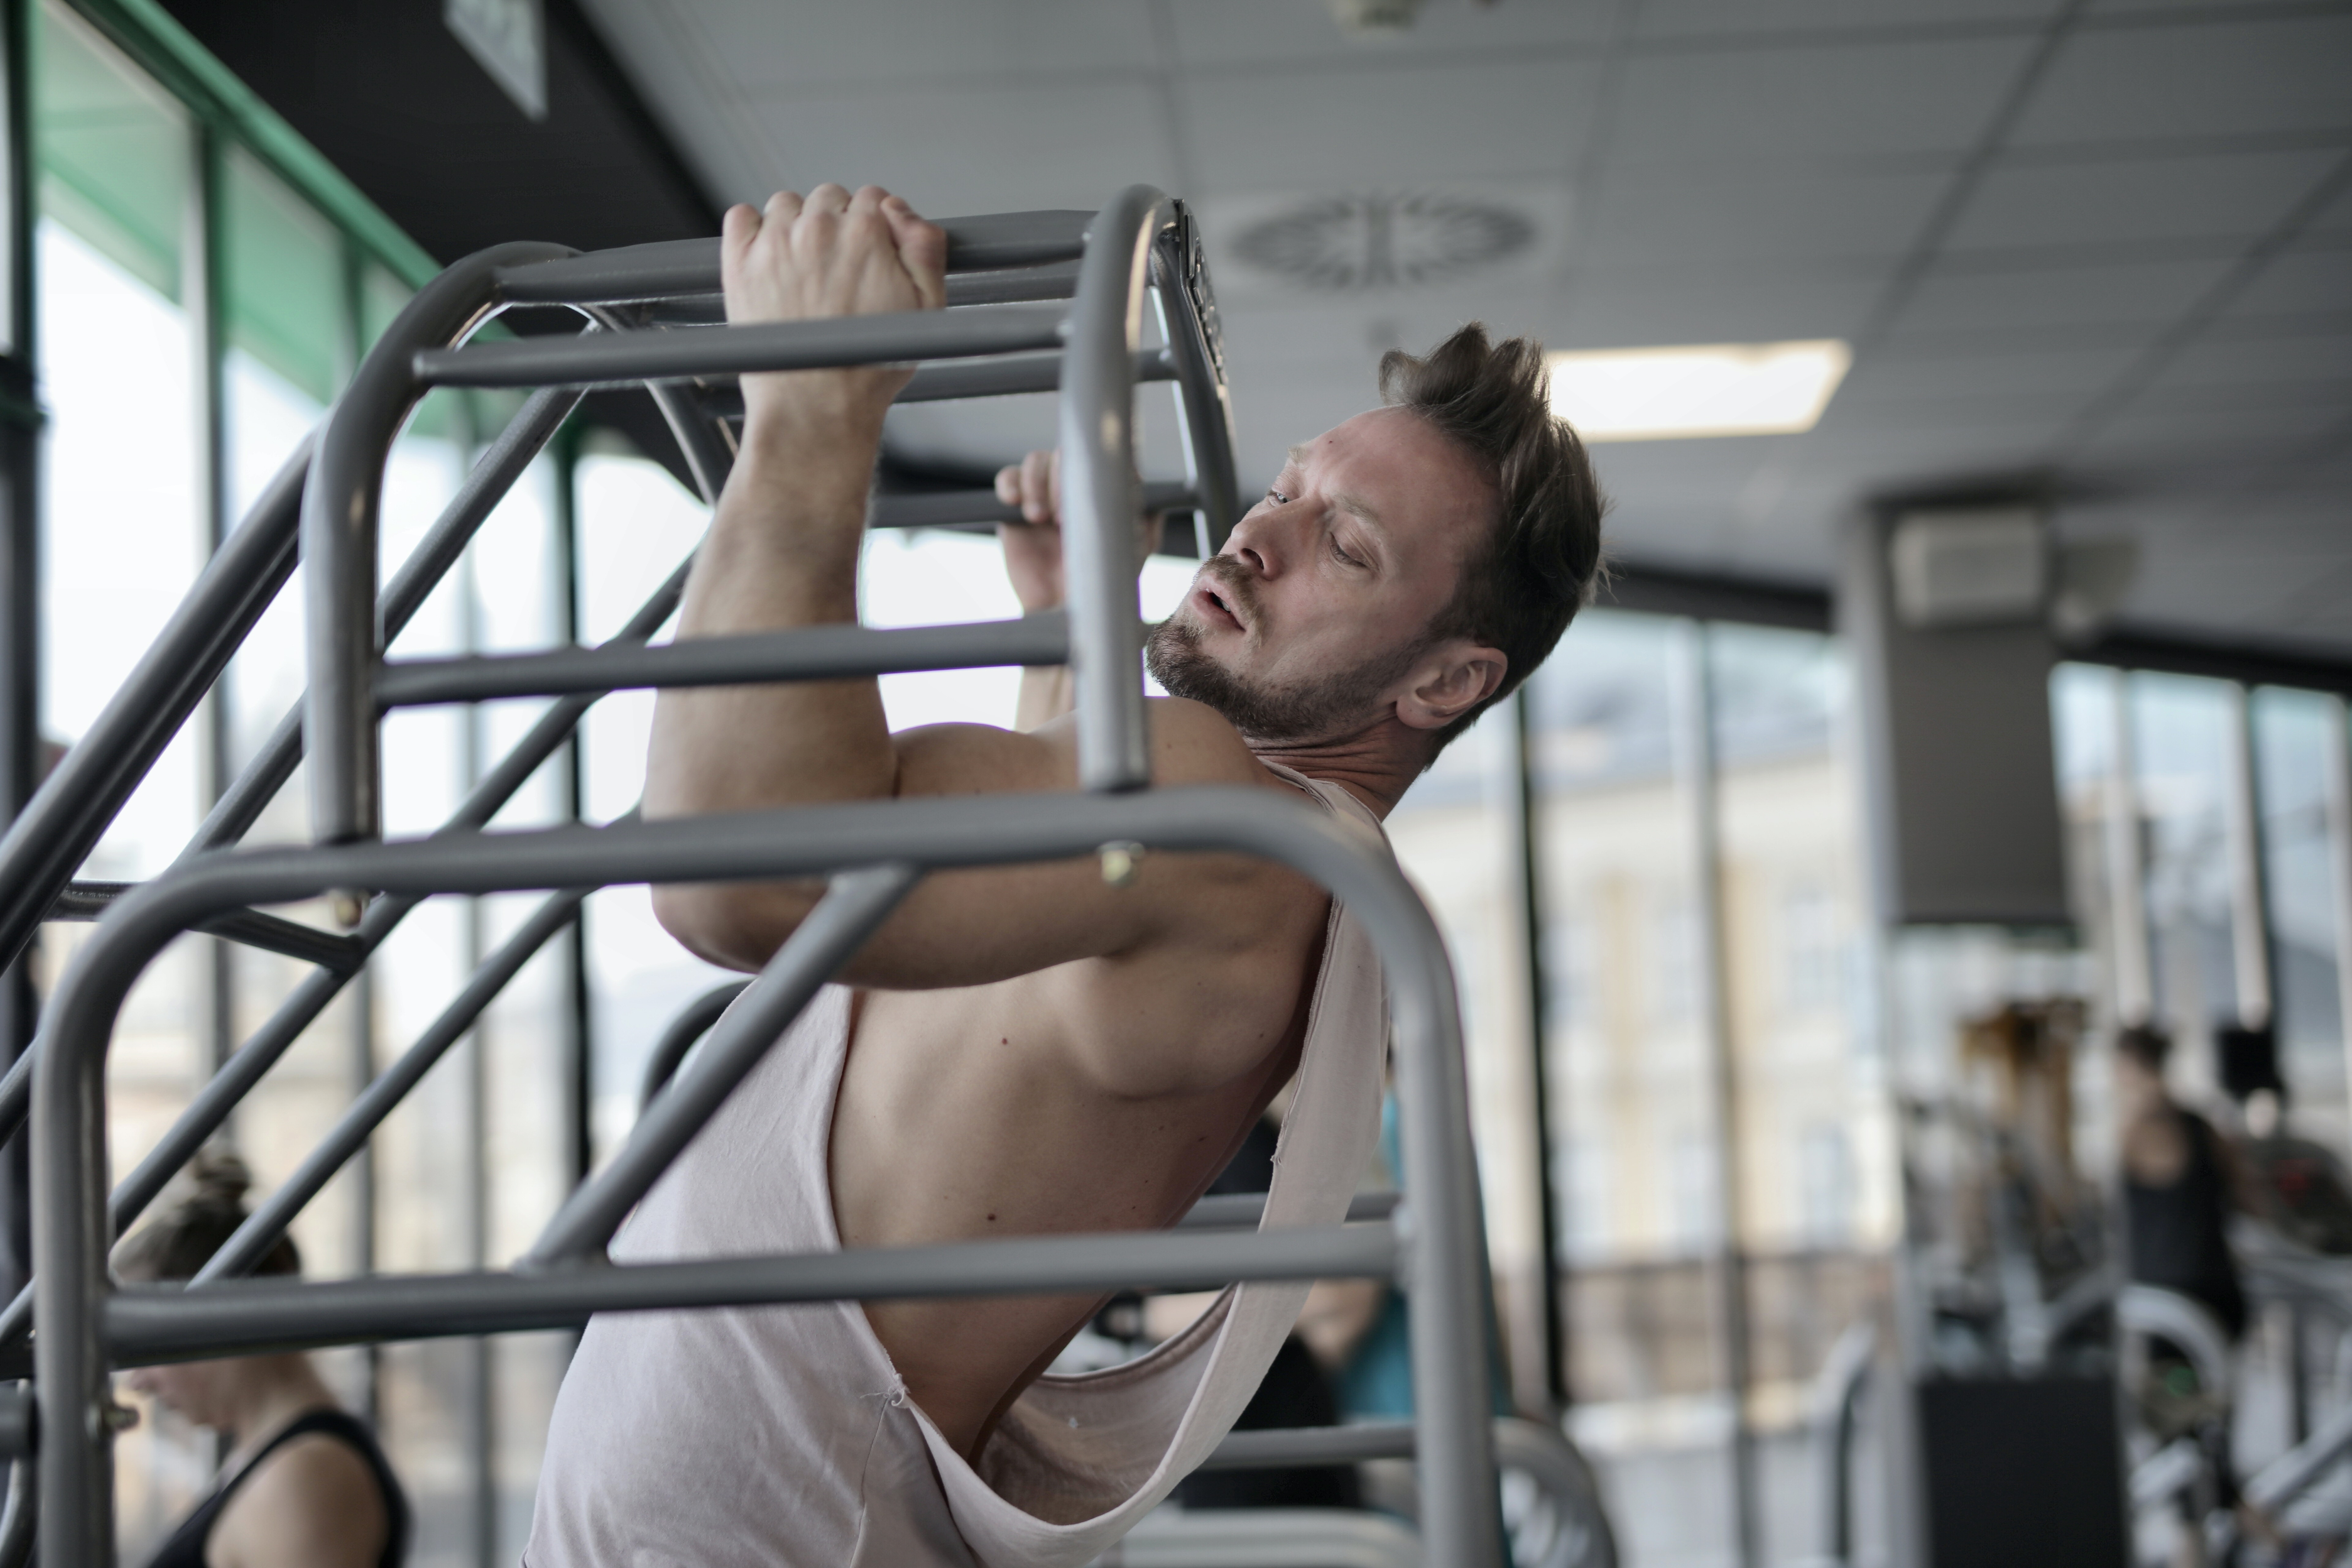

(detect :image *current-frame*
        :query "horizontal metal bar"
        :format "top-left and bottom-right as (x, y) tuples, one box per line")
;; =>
(642, 259), (1083, 326)
(1179, 1191), (1401, 1230)
(676, 346), (1169, 414)
(492, 212), (1093, 305)
(48, 884), (362, 973)
(109, 1222), (1397, 1366)
(417, 306), (1067, 390)
(375, 613), (1070, 707)
(1199, 1423), (1416, 1471)
(640, 982), (750, 1109)
(872, 480), (1199, 534)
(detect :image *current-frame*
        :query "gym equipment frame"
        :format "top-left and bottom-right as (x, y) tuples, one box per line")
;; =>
(0, 187), (1516, 1566)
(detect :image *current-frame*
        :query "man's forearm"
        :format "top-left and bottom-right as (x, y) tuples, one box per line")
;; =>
(643, 411), (896, 820)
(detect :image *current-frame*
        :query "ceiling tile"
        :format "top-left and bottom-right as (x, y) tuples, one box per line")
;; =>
(1839, 340), (2146, 403)
(2217, 238), (2352, 322)
(1945, 149), (2343, 251)
(1564, 262), (1891, 345)
(737, 81), (1179, 215)
(1179, 59), (1601, 193)
(690, 0), (1155, 89)
(1891, 253), (2234, 338)
(1169, 0), (1612, 67)
(2141, 330), (2352, 396)
(1607, 35), (2036, 166)
(2008, 14), (2352, 146)
(1635, 0), (2063, 37)
(2072, 399), (2350, 467)
(1579, 166), (1950, 270)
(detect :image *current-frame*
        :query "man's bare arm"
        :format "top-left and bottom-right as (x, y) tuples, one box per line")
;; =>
(644, 190), (1302, 984)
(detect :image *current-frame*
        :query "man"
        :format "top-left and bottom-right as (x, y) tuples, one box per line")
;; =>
(526, 184), (1602, 1567)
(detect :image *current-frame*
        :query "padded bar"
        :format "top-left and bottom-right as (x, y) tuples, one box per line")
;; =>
(107, 1222), (1398, 1366)
(492, 212), (1093, 305)
(417, 305), (1067, 390)
(376, 613), (1070, 707)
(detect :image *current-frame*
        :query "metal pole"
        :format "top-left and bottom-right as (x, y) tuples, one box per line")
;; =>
(2221, 683), (2274, 1031)
(552, 421), (594, 1195)
(525, 865), (918, 1264)
(303, 240), (572, 848)
(1058, 186), (1167, 794)
(1670, 618), (1760, 1568)
(0, 0), (33, 1310)
(2325, 695), (2352, 1135)
(1510, 686), (1569, 1411)
(189, 120), (236, 1081)
(2105, 668), (2154, 1028)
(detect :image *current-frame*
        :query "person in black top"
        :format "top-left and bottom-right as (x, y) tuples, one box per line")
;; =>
(116, 1149), (408, 1568)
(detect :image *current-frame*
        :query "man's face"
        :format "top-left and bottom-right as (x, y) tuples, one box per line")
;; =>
(1147, 407), (1497, 743)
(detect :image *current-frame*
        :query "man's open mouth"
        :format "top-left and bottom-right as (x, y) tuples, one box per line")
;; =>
(1195, 583), (1246, 632)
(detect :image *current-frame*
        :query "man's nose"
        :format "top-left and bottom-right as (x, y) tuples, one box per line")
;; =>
(1223, 504), (1298, 579)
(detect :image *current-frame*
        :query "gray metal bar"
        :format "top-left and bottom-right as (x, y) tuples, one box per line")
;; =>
(491, 212), (1094, 304)
(1198, 1423), (1418, 1470)
(872, 481), (1197, 536)
(306, 241), (575, 848)
(418, 305), (1067, 392)
(110, 1222), (1397, 1367)
(2329, 695), (2352, 1140)
(901, 345), (1170, 407)
(1668, 619), (1760, 1568)
(638, 259), (1084, 327)
(640, 982), (750, 1110)
(376, 613), (1070, 708)
(0, 435), (308, 973)
(49, 885), (361, 973)
(34, 781), (1493, 1567)
(0, 1389), (25, 1460)
(526, 865), (918, 1264)
(1150, 206), (1243, 552)
(1178, 1191), (1401, 1230)
(193, 887), (590, 1285)
(2221, 682), (2275, 1029)
(185, 384), (586, 863)
(0, 557), (701, 1356)
(1059, 186), (1167, 794)
(0, 1454), (28, 1568)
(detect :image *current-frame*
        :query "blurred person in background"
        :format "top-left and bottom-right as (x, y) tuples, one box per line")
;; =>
(115, 1149), (408, 1568)
(2116, 1024), (2273, 1565)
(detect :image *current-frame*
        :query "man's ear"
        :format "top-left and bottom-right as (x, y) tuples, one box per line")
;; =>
(1394, 641), (1508, 732)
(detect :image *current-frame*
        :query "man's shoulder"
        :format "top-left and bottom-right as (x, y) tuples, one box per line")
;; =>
(1141, 695), (1293, 793)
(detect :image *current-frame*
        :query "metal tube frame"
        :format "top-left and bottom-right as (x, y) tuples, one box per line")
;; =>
(18, 193), (1497, 1566)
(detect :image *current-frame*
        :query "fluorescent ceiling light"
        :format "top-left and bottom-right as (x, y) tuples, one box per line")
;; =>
(1546, 339), (1851, 442)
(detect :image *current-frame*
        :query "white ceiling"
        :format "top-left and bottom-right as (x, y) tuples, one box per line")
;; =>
(578, 0), (2352, 657)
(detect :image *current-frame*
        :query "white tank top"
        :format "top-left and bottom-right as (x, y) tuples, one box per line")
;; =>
(525, 768), (1393, 1567)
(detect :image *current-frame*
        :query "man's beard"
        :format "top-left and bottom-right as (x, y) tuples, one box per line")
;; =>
(1143, 563), (1425, 744)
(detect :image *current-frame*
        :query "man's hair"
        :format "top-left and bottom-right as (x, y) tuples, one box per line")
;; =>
(1378, 323), (1606, 756)
(112, 1146), (300, 1284)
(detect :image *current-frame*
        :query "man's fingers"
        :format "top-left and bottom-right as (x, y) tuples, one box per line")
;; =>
(802, 182), (852, 217)
(1021, 449), (1054, 523)
(879, 194), (950, 311)
(995, 465), (1022, 507)
(761, 189), (804, 227)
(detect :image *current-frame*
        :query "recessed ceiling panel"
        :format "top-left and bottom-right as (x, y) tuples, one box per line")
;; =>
(1607, 35), (2035, 166)
(2008, 14), (2352, 145)
(1945, 149), (2343, 252)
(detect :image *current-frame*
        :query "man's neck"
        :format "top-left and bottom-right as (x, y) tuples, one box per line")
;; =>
(1245, 718), (1432, 820)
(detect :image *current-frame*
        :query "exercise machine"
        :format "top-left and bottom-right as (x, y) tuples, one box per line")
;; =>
(0, 187), (1529, 1566)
